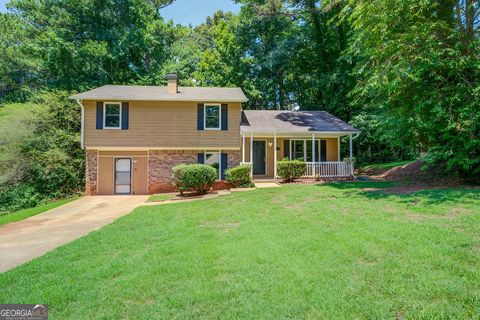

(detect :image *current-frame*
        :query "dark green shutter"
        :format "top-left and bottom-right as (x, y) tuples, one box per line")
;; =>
(221, 104), (228, 130)
(96, 101), (103, 129)
(283, 139), (290, 159)
(121, 102), (129, 130)
(197, 103), (204, 130)
(198, 153), (205, 164)
(221, 153), (228, 180)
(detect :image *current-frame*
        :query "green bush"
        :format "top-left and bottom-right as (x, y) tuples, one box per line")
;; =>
(0, 184), (43, 214)
(172, 164), (217, 194)
(277, 160), (306, 182)
(225, 164), (251, 187)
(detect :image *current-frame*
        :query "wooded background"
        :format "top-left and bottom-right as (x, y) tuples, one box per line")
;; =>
(0, 0), (478, 212)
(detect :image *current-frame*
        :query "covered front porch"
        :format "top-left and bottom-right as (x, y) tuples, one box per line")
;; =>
(240, 131), (357, 180)
(239, 110), (360, 180)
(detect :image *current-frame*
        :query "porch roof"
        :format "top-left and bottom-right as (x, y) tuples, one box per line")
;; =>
(240, 110), (360, 134)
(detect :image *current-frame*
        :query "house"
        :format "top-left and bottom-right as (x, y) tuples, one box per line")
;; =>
(70, 74), (360, 195)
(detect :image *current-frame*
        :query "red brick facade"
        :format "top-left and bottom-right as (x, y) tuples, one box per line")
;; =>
(84, 150), (241, 195)
(85, 150), (97, 196)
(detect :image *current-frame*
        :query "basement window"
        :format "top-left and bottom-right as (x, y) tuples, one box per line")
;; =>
(205, 151), (221, 180)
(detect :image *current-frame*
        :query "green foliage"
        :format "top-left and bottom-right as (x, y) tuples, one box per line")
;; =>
(277, 160), (307, 182)
(225, 164), (252, 187)
(341, 0), (480, 175)
(172, 164), (217, 194)
(0, 184), (42, 214)
(0, 91), (84, 212)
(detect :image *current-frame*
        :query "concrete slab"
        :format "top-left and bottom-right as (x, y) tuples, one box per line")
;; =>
(0, 195), (148, 273)
(255, 182), (281, 188)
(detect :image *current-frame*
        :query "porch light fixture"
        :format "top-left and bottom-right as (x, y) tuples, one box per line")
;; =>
(268, 142), (273, 147)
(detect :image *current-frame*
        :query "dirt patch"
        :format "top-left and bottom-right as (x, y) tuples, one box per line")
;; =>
(357, 257), (377, 266)
(199, 220), (240, 232)
(361, 160), (475, 194)
(370, 161), (464, 185)
(224, 222), (241, 232)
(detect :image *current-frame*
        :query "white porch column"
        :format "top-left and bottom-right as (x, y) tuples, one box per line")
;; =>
(242, 132), (245, 163)
(250, 133), (253, 178)
(337, 136), (341, 162)
(273, 132), (277, 179)
(312, 133), (316, 177)
(349, 134), (353, 176)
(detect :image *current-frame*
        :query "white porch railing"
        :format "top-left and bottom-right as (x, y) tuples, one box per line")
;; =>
(242, 161), (353, 179)
(303, 161), (353, 178)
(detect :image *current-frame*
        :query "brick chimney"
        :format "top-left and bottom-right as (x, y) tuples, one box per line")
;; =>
(166, 73), (178, 94)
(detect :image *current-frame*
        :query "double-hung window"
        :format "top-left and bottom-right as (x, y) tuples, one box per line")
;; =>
(205, 151), (221, 179)
(292, 140), (305, 161)
(204, 104), (221, 130)
(290, 140), (323, 162)
(104, 102), (121, 129)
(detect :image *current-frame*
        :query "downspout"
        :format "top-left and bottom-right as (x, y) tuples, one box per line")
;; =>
(76, 99), (85, 149)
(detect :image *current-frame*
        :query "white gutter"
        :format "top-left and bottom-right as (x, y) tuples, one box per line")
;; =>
(75, 99), (85, 149)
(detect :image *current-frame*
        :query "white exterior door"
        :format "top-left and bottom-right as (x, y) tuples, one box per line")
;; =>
(115, 158), (132, 194)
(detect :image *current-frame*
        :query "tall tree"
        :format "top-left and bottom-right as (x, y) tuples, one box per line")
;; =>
(5, 0), (178, 93)
(340, 0), (479, 174)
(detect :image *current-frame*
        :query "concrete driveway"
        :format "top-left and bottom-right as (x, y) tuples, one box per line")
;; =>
(0, 195), (148, 273)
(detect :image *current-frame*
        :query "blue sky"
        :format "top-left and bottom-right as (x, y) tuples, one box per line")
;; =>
(0, 0), (241, 26)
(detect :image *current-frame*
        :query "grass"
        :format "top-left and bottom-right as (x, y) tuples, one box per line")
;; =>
(360, 160), (414, 171)
(0, 182), (479, 318)
(0, 197), (78, 226)
(147, 194), (175, 202)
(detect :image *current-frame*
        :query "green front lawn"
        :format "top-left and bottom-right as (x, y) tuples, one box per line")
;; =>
(0, 197), (78, 226)
(1, 183), (479, 318)
(147, 194), (175, 202)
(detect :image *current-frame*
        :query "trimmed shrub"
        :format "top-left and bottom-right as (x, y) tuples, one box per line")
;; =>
(277, 160), (306, 182)
(172, 164), (217, 194)
(225, 164), (252, 187)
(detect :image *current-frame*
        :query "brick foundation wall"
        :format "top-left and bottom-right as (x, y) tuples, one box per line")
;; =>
(148, 150), (198, 193)
(148, 150), (241, 194)
(85, 150), (97, 195)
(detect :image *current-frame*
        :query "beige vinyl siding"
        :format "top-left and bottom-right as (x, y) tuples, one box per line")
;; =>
(326, 138), (339, 162)
(83, 100), (241, 149)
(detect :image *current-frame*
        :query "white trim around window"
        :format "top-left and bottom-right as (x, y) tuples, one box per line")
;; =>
(204, 103), (221, 130)
(103, 102), (122, 129)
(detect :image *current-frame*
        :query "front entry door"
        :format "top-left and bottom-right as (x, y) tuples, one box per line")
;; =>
(115, 158), (132, 194)
(252, 141), (266, 175)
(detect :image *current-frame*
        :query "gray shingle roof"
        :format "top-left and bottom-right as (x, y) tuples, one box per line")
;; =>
(241, 110), (359, 133)
(70, 85), (248, 102)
